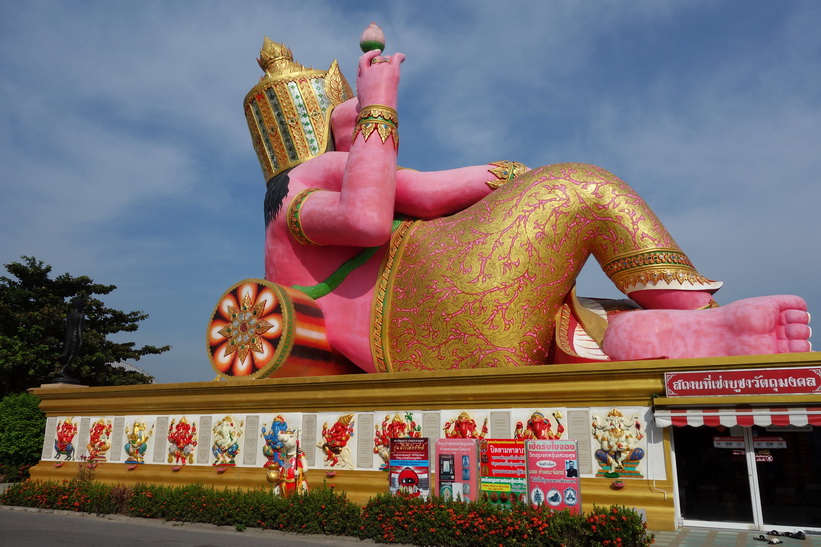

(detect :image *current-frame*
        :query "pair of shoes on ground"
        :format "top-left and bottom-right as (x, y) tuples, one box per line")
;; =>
(756, 536), (783, 544)
(767, 530), (807, 540)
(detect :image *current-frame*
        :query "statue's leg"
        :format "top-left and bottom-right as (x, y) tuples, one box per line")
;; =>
(560, 163), (721, 307)
(374, 162), (810, 368)
(557, 167), (813, 359)
(377, 163), (645, 371)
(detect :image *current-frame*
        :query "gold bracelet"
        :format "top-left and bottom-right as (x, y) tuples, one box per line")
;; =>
(352, 121), (399, 150)
(351, 104), (399, 150)
(286, 188), (324, 246)
(484, 161), (529, 190)
(356, 104), (398, 126)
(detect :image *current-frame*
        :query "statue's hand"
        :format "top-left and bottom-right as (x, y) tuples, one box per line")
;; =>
(357, 49), (405, 109)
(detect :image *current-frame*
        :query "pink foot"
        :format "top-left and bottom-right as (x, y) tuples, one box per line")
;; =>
(602, 295), (812, 360)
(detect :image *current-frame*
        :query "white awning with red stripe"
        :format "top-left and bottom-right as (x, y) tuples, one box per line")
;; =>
(654, 407), (821, 428)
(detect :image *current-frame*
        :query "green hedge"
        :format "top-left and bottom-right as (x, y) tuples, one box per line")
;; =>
(1, 477), (652, 546)
(0, 393), (46, 481)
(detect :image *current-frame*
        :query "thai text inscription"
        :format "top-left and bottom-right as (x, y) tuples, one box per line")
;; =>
(665, 367), (821, 397)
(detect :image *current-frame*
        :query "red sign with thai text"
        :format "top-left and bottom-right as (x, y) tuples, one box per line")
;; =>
(478, 439), (527, 508)
(525, 440), (582, 514)
(665, 367), (821, 397)
(389, 438), (430, 499)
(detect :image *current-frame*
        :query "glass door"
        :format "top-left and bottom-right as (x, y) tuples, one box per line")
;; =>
(673, 423), (821, 529)
(753, 425), (821, 529)
(673, 425), (754, 523)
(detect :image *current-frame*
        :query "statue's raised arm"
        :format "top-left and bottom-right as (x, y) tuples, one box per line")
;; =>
(288, 48), (405, 247)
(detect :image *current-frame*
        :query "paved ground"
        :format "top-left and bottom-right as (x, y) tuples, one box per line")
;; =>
(0, 505), (376, 546)
(651, 527), (821, 546)
(2, 501), (819, 546)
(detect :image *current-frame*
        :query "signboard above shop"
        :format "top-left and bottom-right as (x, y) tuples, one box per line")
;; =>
(713, 436), (787, 449)
(664, 367), (821, 397)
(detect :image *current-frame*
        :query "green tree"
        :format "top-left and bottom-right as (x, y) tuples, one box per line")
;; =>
(0, 392), (46, 480)
(0, 256), (170, 396)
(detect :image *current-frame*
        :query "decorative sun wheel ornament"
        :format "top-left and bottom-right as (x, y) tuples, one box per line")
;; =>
(208, 280), (287, 378)
(218, 293), (276, 364)
(206, 279), (357, 379)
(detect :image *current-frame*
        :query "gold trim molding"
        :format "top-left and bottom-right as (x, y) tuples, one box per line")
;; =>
(32, 353), (821, 417)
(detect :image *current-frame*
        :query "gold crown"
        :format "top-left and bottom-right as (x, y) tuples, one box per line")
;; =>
(244, 38), (354, 182)
(257, 38), (305, 77)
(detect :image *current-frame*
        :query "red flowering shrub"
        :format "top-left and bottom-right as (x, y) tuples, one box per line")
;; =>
(586, 505), (653, 547)
(0, 468), (116, 514)
(357, 493), (654, 546)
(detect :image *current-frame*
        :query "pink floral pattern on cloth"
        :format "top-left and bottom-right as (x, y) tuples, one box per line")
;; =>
(372, 163), (714, 372)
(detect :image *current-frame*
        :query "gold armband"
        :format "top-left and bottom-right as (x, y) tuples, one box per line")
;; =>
(286, 188), (325, 246)
(352, 104), (399, 150)
(484, 161), (529, 190)
(602, 248), (719, 294)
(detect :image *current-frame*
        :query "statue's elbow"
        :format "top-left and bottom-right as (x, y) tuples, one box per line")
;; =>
(342, 212), (393, 247)
(345, 227), (392, 247)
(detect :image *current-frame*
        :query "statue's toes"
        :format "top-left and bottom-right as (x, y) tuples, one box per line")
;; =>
(787, 339), (812, 352)
(773, 303), (812, 353)
(781, 309), (810, 326)
(787, 322), (811, 339)
(778, 322), (811, 340)
(772, 294), (809, 312)
(776, 323), (812, 352)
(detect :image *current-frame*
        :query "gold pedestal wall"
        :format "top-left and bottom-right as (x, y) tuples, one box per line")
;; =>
(30, 352), (820, 531)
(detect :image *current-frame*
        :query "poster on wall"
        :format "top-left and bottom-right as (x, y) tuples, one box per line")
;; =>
(479, 439), (527, 508)
(434, 438), (479, 501)
(525, 439), (582, 513)
(389, 438), (430, 499)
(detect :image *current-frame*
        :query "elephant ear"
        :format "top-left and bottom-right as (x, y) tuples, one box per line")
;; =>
(325, 60), (354, 107)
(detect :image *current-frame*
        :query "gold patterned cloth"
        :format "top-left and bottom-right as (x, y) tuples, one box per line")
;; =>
(371, 163), (720, 373)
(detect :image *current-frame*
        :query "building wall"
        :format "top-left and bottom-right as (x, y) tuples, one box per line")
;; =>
(29, 352), (821, 531)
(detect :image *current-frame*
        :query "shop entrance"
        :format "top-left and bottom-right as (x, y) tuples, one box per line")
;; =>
(672, 424), (821, 529)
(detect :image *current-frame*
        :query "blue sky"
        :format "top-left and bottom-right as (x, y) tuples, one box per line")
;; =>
(1, 1), (819, 384)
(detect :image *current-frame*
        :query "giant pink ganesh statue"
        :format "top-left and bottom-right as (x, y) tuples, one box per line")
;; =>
(206, 27), (811, 380)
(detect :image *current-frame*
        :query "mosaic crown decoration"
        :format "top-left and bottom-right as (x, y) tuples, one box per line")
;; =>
(244, 37), (354, 182)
